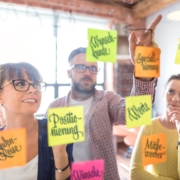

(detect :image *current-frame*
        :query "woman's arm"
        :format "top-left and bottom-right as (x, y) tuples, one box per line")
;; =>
(52, 145), (71, 180)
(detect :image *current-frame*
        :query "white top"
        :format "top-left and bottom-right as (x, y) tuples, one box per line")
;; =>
(69, 96), (93, 162)
(0, 155), (38, 180)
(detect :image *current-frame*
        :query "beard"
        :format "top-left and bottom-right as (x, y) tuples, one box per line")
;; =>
(71, 77), (96, 96)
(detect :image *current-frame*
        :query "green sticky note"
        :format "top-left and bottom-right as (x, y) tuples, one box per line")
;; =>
(48, 106), (85, 146)
(86, 28), (117, 63)
(125, 95), (152, 128)
(175, 38), (180, 64)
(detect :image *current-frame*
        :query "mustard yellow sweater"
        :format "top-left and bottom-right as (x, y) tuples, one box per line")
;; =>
(130, 117), (179, 180)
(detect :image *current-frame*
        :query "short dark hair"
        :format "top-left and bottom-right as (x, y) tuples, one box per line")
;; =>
(165, 74), (180, 88)
(0, 62), (43, 87)
(68, 47), (86, 63)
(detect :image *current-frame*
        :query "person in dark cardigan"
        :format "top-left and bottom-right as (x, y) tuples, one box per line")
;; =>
(0, 62), (73, 180)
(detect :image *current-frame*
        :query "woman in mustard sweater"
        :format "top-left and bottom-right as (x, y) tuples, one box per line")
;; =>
(130, 74), (180, 180)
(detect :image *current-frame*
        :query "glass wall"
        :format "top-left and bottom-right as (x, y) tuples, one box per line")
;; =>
(0, 3), (108, 115)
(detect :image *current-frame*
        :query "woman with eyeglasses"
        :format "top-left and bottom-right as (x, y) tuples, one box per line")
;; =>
(0, 62), (72, 180)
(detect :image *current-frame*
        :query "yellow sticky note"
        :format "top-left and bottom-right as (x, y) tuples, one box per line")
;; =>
(135, 46), (161, 78)
(48, 106), (85, 146)
(125, 95), (152, 128)
(142, 133), (166, 166)
(175, 38), (180, 64)
(0, 128), (27, 169)
(86, 28), (117, 63)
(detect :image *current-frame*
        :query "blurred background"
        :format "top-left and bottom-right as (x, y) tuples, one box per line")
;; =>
(1, 0), (180, 116)
(1, 1), (180, 179)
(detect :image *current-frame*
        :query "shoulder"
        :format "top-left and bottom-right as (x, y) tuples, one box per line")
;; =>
(151, 117), (160, 124)
(94, 90), (123, 106)
(49, 96), (66, 108)
(150, 117), (162, 129)
(95, 89), (118, 99)
(140, 117), (160, 134)
(37, 119), (48, 135)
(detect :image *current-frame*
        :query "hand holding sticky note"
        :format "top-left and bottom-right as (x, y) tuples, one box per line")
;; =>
(131, 16), (162, 78)
(48, 106), (85, 146)
(142, 133), (166, 166)
(86, 28), (117, 63)
(135, 46), (161, 78)
(71, 159), (104, 180)
(0, 128), (26, 169)
(125, 95), (152, 128)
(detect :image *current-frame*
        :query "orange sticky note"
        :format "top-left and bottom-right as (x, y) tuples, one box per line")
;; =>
(142, 133), (166, 166)
(0, 128), (27, 169)
(135, 46), (161, 77)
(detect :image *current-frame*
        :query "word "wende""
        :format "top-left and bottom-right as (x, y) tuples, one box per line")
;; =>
(128, 102), (150, 121)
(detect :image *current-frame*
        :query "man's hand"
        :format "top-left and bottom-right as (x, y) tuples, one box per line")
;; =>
(129, 14), (162, 84)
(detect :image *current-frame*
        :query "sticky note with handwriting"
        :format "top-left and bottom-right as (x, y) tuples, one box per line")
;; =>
(86, 28), (117, 63)
(125, 95), (152, 128)
(48, 106), (85, 146)
(135, 46), (161, 77)
(71, 159), (104, 180)
(142, 133), (166, 166)
(0, 128), (26, 169)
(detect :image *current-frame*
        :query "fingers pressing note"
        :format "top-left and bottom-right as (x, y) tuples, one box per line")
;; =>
(147, 15), (162, 31)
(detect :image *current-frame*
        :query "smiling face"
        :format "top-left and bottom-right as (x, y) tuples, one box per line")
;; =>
(164, 79), (180, 114)
(0, 75), (42, 116)
(0, 63), (43, 116)
(67, 53), (98, 95)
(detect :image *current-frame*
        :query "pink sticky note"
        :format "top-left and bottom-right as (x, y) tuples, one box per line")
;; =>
(71, 159), (104, 180)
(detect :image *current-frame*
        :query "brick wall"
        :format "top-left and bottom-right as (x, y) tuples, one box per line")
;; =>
(105, 17), (146, 95)
(114, 60), (134, 97)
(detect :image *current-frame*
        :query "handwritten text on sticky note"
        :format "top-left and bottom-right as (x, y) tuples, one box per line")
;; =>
(0, 128), (26, 169)
(71, 159), (104, 180)
(48, 106), (85, 146)
(86, 28), (117, 63)
(125, 95), (152, 128)
(142, 133), (166, 166)
(135, 46), (161, 77)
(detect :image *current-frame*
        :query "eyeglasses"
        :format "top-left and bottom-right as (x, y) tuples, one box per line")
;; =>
(70, 64), (100, 74)
(0, 79), (47, 93)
